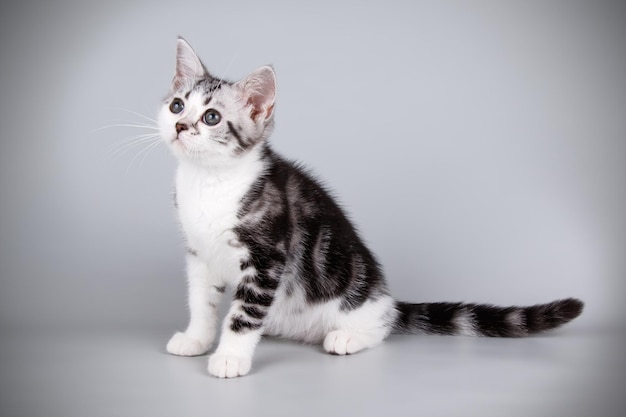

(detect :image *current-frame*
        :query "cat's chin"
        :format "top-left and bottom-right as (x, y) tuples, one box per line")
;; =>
(168, 137), (198, 157)
(167, 144), (200, 164)
(166, 139), (187, 156)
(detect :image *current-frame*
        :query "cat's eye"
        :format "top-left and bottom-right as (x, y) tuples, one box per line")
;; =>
(202, 109), (222, 126)
(169, 98), (184, 114)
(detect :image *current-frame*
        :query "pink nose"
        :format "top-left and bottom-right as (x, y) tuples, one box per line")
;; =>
(175, 122), (188, 133)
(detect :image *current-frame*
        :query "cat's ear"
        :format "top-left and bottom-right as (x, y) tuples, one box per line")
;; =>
(172, 37), (207, 91)
(235, 66), (276, 122)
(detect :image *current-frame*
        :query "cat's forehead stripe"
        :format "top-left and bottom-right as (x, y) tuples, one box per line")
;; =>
(176, 77), (227, 98)
(198, 76), (231, 93)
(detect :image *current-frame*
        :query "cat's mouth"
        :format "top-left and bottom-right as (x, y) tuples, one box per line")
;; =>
(170, 134), (187, 149)
(174, 130), (200, 141)
(172, 131), (191, 144)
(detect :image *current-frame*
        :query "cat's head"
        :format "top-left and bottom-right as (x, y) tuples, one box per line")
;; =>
(159, 38), (276, 167)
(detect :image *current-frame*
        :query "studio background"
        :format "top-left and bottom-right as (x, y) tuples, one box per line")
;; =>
(1, 1), (624, 416)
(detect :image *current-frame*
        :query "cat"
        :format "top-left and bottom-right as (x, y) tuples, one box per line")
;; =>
(159, 37), (583, 378)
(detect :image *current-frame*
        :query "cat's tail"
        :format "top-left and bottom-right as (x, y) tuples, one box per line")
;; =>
(392, 298), (583, 337)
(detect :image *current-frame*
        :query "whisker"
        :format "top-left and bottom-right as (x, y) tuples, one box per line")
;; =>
(108, 134), (159, 150)
(112, 132), (162, 146)
(104, 107), (159, 124)
(137, 139), (163, 168)
(107, 143), (156, 162)
(107, 138), (158, 157)
(215, 45), (240, 91)
(126, 139), (162, 173)
(112, 131), (161, 141)
(92, 123), (160, 134)
(94, 106), (164, 169)
(106, 134), (161, 160)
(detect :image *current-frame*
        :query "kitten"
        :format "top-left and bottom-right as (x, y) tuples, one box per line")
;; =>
(160, 38), (583, 378)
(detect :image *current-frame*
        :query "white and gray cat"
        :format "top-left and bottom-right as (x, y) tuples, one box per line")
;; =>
(160, 38), (583, 378)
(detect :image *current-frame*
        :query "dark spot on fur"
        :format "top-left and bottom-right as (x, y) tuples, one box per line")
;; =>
(228, 121), (248, 149)
(235, 285), (273, 307)
(242, 305), (266, 320)
(240, 259), (254, 271)
(230, 316), (262, 332)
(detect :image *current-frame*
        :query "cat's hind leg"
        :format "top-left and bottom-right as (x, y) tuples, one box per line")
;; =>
(323, 329), (387, 355)
(322, 296), (396, 356)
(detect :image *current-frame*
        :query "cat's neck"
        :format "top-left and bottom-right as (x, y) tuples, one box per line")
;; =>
(176, 144), (267, 184)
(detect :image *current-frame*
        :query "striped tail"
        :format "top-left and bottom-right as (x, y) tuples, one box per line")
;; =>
(393, 298), (584, 337)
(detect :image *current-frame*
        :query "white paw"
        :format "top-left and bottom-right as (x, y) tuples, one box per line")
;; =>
(208, 354), (252, 378)
(166, 332), (211, 356)
(323, 330), (366, 355)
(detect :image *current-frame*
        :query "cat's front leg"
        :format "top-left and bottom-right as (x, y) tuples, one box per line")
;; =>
(167, 251), (225, 356)
(208, 256), (282, 378)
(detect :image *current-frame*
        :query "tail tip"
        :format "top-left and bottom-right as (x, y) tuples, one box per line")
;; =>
(558, 297), (584, 321)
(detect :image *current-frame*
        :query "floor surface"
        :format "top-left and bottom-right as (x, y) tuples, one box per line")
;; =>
(1, 322), (623, 417)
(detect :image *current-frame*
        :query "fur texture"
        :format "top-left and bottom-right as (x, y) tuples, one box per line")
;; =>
(159, 38), (583, 378)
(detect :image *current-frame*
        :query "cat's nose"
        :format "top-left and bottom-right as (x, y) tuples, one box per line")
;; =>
(175, 122), (189, 133)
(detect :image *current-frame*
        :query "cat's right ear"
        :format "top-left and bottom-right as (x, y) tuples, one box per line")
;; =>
(172, 37), (207, 92)
(234, 66), (277, 122)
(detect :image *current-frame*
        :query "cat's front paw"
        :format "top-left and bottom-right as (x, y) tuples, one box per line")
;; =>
(208, 353), (252, 378)
(166, 332), (211, 356)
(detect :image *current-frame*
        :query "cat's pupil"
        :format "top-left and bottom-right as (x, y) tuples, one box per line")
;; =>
(169, 98), (184, 114)
(202, 109), (221, 126)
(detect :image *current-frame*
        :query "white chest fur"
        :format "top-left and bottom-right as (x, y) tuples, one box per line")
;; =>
(175, 157), (264, 285)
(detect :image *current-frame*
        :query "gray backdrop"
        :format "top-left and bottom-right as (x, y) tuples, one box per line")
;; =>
(1, 1), (625, 416)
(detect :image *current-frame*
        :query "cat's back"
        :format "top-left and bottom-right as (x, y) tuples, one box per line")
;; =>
(253, 147), (351, 225)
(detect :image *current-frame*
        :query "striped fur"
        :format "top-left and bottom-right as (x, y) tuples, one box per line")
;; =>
(394, 298), (584, 337)
(160, 38), (584, 378)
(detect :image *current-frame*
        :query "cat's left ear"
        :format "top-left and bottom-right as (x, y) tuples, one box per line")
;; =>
(235, 66), (276, 122)
(172, 37), (207, 91)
